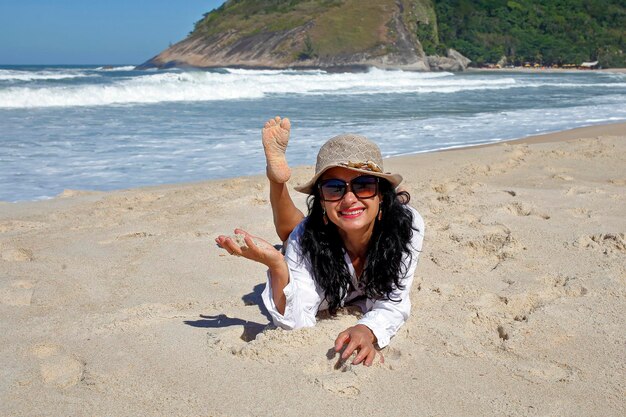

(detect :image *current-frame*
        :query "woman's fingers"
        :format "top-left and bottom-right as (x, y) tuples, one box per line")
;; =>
(334, 331), (350, 352)
(215, 236), (230, 252)
(215, 235), (242, 256)
(216, 230), (282, 267)
(242, 236), (259, 255)
(233, 228), (251, 238)
(364, 349), (376, 367)
(352, 345), (370, 365)
(334, 325), (381, 366)
(223, 237), (243, 256)
(341, 339), (359, 360)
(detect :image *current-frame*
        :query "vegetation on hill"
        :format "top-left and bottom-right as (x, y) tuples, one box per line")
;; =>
(192, 0), (413, 59)
(430, 0), (626, 67)
(185, 0), (625, 68)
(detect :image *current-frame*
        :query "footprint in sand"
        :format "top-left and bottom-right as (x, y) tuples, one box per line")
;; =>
(31, 344), (85, 389)
(472, 274), (588, 341)
(464, 224), (519, 264)
(306, 350), (363, 398)
(567, 207), (592, 218)
(500, 202), (550, 220)
(304, 345), (395, 398)
(573, 233), (626, 255)
(313, 372), (361, 398)
(0, 279), (35, 306)
(1, 247), (34, 262)
(504, 356), (579, 384)
(564, 186), (606, 196)
(0, 221), (48, 233)
(467, 146), (531, 176)
(97, 231), (156, 245)
(552, 173), (574, 181)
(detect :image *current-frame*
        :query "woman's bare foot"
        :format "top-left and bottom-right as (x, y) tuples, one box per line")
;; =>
(262, 116), (291, 183)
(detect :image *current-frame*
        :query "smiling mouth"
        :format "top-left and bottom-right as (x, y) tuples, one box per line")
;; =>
(339, 208), (365, 217)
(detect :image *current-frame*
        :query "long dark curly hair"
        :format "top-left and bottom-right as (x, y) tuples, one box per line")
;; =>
(299, 178), (418, 313)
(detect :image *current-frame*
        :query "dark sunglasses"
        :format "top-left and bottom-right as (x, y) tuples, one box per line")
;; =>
(318, 175), (379, 202)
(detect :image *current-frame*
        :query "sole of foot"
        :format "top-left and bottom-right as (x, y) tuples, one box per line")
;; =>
(262, 116), (292, 184)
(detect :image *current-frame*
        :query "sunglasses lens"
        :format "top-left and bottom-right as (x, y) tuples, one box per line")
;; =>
(320, 180), (346, 201)
(352, 176), (378, 198)
(320, 176), (378, 201)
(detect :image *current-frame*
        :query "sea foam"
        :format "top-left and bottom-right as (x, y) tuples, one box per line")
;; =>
(0, 69), (93, 82)
(0, 68), (520, 109)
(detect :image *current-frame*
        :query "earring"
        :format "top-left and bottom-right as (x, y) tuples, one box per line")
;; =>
(378, 205), (382, 221)
(322, 207), (328, 225)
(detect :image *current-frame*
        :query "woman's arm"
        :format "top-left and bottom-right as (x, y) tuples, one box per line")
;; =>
(217, 226), (323, 327)
(356, 207), (425, 348)
(216, 229), (289, 312)
(266, 257), (289, 315)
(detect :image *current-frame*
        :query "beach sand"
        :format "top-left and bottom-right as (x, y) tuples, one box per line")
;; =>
(1, 122), (625, 416)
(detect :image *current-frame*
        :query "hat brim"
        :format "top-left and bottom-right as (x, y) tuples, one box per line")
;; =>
(293, 164), (403, 194)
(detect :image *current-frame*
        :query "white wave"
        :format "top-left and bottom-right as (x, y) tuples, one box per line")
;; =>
(519, 81), (626, 89)
(224, 67), (327, 75)
(0, 69), (92, 81)
(1, 67), (596, 109)
(95, 66), (136, 71)
(0, 71), (263, 108)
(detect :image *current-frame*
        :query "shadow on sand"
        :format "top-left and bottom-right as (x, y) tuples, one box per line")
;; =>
(184, 283), (272, 342)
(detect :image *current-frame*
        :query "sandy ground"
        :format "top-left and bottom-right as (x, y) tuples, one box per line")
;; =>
(1, 122), (625, 416)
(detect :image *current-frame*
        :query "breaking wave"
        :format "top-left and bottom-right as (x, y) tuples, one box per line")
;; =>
(1, 66), (625, 109)
(0, 67), (517, 108)
(0, 68), (93, 82)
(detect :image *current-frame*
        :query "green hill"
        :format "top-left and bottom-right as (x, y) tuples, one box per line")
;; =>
(433, 0), (625, 67)
(140, 0), (625, 69)
(140, 0), (469, 71)
(192, 0), (434, 58)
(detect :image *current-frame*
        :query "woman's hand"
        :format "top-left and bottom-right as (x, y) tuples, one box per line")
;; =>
(215, 228), (283, 268)
(216, 228), (289, 314)
(334, 324), (384, 367)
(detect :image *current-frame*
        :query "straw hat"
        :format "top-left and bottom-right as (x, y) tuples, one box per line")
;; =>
(294, 133), (403, 194)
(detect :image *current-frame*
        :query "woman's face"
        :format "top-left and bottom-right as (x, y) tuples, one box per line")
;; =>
(319, 167), (381, 236)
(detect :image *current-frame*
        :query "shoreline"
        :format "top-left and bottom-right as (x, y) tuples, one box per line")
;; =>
(441, 121), (626, 151)
(135, 61), (626, 74)
(468, 67), (626, 74)
(2, 121), (625, 205)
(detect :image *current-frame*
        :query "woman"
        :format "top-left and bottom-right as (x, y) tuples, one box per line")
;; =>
(216, 116), (424, 366)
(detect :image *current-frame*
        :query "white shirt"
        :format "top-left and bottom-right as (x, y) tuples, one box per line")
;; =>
(262, 206), (424, 348)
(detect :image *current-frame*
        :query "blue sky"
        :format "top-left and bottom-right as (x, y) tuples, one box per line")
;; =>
(0, 0), (226, 65)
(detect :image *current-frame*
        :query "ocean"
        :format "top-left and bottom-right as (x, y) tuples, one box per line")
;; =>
(1, 65), (625, 202)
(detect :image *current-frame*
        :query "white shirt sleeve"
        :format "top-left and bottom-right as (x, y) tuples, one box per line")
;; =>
(356, 206), (425, 348)
(261, 221), (324, 329)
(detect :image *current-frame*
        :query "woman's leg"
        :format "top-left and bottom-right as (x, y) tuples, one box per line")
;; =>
(262, 116), (304, 241)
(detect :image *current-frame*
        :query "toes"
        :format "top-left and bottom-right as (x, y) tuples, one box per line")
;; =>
(274, 115), (281, 124)
(281, 117), (291, 130)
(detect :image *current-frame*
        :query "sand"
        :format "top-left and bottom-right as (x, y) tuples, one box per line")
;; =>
(1, 122), (625, 416)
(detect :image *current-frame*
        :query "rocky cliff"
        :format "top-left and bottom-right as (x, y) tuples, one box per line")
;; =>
(138, 0), (469, 71)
